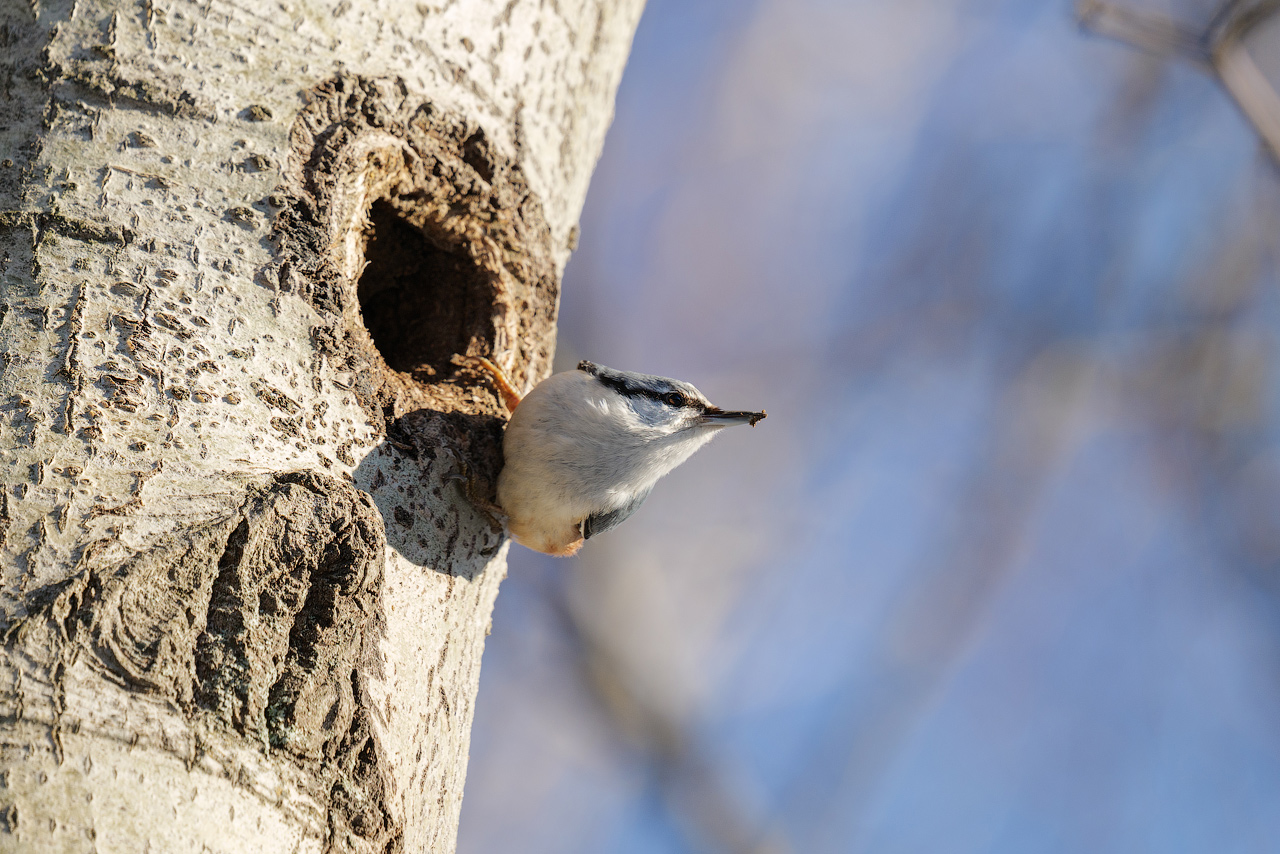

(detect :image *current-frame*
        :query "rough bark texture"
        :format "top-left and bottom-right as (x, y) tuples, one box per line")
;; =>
(0, 0), (644, 851)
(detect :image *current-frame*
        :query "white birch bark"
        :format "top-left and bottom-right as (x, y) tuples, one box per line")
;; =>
(0, 0), (644, 851)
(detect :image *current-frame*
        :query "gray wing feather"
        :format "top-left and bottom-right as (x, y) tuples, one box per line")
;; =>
(581, 487), (653, 540)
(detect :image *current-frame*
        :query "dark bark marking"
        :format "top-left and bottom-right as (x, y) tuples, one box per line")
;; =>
(269, 414), (303, 439)
(0, 493), (9, 552)
(0, 209), (132, 245)
(11, 472), (397, 852)
(327, 685), (404, 854)
(43, 51), (215, 121)
(242, 104), (273, 122)
(251, 379), (301, 414)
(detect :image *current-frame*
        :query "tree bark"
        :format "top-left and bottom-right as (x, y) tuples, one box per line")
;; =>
(0, 0), (643, 851)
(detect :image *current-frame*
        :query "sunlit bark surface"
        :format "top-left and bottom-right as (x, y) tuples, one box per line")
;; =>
(0, 0), (643, 850)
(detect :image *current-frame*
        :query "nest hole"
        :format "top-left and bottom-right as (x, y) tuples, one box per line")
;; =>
(357, 200), (495, 378)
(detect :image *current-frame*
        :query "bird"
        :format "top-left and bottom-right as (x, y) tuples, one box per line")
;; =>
(481, 359), (765, 557)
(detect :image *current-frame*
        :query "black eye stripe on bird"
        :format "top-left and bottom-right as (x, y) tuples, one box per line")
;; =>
(477, 358), (766, 557)
(577, 361), (701, 408)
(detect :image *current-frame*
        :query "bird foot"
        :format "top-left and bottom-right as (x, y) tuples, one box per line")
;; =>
(440, 447), (508, 532)
(457, 354), (523, 412)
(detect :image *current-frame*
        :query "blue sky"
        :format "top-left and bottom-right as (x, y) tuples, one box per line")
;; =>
(459, 2), (1280, 852)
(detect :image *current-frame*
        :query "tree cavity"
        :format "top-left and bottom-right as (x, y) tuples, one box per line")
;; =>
(356, 200), (496, 382)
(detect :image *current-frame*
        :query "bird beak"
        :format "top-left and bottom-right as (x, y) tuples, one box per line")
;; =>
(702, 407), (767, 427)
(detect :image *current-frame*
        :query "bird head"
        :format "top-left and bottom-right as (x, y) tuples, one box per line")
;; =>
(577, 361), (766, 439)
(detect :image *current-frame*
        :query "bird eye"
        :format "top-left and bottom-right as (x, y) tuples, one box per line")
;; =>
(664, 392), (686, 407)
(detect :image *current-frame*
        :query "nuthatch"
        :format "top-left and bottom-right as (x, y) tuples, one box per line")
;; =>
(485, 359), (766, 557)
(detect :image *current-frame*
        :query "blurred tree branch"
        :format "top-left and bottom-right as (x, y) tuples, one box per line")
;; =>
(1079, 0), (1280, 157)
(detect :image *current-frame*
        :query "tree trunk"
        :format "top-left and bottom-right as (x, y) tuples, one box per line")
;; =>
(0, 0), (643, 851)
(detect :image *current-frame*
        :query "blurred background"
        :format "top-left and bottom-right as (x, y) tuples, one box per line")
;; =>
(458, 1), (1280, 852)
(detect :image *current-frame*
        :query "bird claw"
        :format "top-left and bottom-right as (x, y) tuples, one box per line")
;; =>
(439, 450), (507, 532)
(457, 354), (523, 412)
